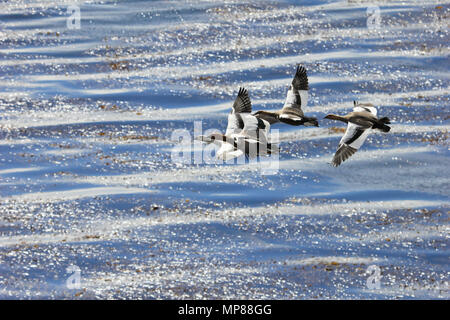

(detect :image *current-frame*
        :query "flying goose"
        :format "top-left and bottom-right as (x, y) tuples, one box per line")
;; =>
(196, 87), (276, 160)
(324, 102), (391, 167)
(253, 66), (319, 127)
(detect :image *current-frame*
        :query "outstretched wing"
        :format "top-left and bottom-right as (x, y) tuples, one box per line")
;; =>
(225, 113), (245, 136)
(292, 65), (309, 91)
(232, 87), (252, 114)
(353, 102), (377, 117)
(234, 114), (270, 142)
(332, 122), (370, 167)
(281, 65), (309, 116)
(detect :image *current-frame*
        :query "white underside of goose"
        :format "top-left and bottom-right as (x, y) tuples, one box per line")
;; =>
(280, 88), (308, 119)
(217, 143), (243, 160)
(279, 113), (302, 121)
(216, 135), (273, 160)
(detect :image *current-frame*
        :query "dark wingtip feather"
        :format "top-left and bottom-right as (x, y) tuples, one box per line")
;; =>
(331, 154), (342, 167)
(232, 87), (252, 113)
(332, 144), (357, 167)
(238, 87), (247, 97)
(292, 65), (309, 90)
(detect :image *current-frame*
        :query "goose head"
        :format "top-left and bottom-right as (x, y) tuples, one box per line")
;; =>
(195, 133), (225, 144)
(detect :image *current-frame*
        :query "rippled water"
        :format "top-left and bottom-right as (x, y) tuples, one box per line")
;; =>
(0, 0), (449, 299)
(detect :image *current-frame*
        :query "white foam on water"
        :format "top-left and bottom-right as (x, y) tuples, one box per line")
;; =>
(284, 256), (384, 266)
(0, 198), (443, 248)
(0, 167), (43, 175)
(1, 186), (153, 203)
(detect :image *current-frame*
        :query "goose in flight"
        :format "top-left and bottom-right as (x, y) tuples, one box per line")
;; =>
(196, 87), (276, 160)
(324, 102), (391, 167)
(253, 66), (318, 127)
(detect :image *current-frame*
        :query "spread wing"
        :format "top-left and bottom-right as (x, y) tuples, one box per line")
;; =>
(217, 142), (241, 161)
(353, 103), (377, 117)
(232, 87), (252, 114)
(281, 65), (309, 117)
(225, 113), (245, 136)
(234, 114), (270, 142)
(332, 122), (371, 167)
(292, 65), (309, 91)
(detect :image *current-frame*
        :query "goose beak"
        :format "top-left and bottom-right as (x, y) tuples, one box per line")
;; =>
(323, 114), (337, 120)
(195, 135), (211, 143)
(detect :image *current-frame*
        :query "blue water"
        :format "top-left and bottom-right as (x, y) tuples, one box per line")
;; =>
(0, 0), (448, 299)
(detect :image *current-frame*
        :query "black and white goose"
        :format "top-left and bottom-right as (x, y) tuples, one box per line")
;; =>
(253, 66), (318, 127)
(196, 87), (275, 160)
(324, 102), (391, 167)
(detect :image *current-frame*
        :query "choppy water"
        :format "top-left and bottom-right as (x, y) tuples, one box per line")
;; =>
(0, 0), (449, 299)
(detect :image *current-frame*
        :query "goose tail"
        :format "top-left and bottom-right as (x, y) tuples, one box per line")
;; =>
(380, 124), (391, 132)
(378, 117), (391, 124)
(373, 117), (391, 132)
(373, 123), (391, 132)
